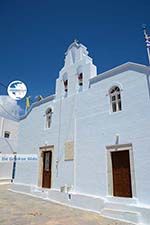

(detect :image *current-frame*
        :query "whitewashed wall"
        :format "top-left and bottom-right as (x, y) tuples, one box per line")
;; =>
(75, 69), (150, 206)
(14, 66), (150, 207)
(12, 41), (150, 223)
(14, 97), (75, 188)
(0, 117), (18, 182)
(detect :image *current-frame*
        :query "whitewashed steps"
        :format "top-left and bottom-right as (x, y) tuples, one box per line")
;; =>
(31, 186), (49, 199)
(101, 207), (140, 224)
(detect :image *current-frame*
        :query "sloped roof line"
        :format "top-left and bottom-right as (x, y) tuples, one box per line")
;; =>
(20, 94), (55, 120)
(90, 62), (150, 85)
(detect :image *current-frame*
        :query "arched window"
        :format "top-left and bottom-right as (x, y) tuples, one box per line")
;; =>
(62, 73), (68, 92)
(78, 73), (83, 86)
(45, 108), (52, 128)
(63, 79), (68, 92)
(77, 65), (83, 88)
(109, 86), (122, 112)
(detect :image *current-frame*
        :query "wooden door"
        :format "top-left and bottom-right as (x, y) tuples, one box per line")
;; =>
(42, 151), (52, 188)
(111, 150), (132, 197)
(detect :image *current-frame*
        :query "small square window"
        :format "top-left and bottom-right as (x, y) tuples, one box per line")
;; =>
(4, 131), (10, 138)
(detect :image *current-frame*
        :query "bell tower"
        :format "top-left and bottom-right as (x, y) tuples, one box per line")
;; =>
(55, 40), (97, 98)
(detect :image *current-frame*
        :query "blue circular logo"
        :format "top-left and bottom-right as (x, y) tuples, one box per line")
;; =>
(7, 80), (27, 100)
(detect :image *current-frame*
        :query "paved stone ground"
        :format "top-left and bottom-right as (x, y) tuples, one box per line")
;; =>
(0, 185), (134, 225)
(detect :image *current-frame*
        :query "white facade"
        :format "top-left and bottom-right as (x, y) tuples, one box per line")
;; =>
(10, 41), (150, 224)
(0, 116), (19, 183)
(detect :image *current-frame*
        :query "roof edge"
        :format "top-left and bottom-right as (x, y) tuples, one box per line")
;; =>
(90, 62), (150, 85)
(20, 94), (55, 120)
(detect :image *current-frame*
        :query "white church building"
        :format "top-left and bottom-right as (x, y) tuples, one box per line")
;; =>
(10, 41), (150, 224)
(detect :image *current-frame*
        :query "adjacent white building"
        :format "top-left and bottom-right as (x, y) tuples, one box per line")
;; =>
(0, 116), (19, 183)
(10, 41), (150, 224)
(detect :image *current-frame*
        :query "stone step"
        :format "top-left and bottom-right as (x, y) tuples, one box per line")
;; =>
(104, 201), (138, 212)
(0, 178), (11, 184)
(101, 207), (140, 224)
(31, 186), (49, 199)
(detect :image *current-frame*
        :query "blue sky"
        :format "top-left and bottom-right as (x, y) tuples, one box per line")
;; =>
(0, 0), (149, 111)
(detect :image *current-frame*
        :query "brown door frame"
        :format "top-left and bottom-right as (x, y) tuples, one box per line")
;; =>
(111, 150), (132, 197)
(106, 143), (136, 198)
(42, 150), (52, 188)
(38, 145), (54, 188)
